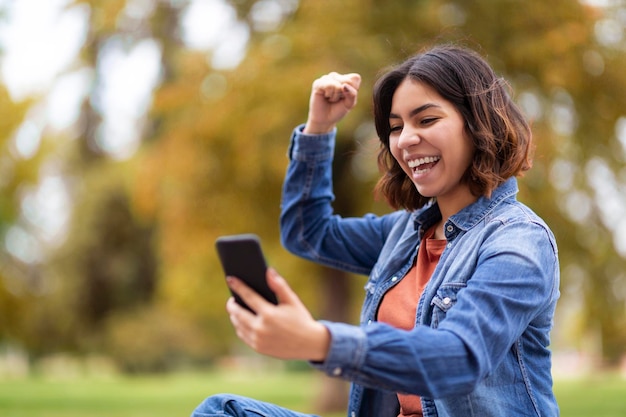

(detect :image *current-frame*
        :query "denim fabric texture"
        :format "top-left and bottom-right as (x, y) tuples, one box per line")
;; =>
(278, 125), (560, 417)
(191, 394), (319, 416)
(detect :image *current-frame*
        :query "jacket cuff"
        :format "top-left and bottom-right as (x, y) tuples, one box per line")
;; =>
(288, 124), (336, 162)
(310, 321), (367, 378)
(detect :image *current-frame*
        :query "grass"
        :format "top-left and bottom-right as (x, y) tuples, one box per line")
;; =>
(0, 370), (625, 417)
(0, 370), (327, 417)
(555, 375), (626, 417)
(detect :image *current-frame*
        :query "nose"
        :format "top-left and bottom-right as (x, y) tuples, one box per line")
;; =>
(396, 126), (420, 149)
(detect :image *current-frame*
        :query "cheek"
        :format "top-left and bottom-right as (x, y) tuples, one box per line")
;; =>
(451, 150), (473, 175)
(388, 138), (402, 162)
(464, 137), (476, 167)
(452, 132), (474, 168)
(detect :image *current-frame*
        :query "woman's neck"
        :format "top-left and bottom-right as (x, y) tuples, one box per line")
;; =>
(435, 193), (479, 239)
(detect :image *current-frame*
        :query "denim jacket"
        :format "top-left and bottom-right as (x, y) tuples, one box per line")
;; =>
(280, 126), (560, 417)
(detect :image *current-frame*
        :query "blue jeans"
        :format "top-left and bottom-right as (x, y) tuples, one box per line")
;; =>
(191, 394), (321, 417)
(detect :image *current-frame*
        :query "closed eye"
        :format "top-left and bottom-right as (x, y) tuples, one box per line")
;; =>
(421, 117), (439, 125)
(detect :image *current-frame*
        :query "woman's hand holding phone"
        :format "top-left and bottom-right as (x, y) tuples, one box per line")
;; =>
(216, 234), (330, 362)
(225, 268), (330, 362)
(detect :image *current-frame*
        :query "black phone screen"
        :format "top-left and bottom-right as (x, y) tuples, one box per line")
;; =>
(215, 234), (278, 313)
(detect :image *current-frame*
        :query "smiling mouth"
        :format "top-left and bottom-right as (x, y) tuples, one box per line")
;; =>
(408, 156), (441, 174)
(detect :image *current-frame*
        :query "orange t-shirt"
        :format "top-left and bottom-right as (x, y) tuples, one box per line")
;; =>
(377, 227), (446, 417)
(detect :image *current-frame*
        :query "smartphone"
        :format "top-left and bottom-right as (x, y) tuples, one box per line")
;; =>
(215, 234), (278, 313)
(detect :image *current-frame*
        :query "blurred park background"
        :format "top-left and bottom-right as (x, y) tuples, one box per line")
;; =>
(1, 0), (626, 415)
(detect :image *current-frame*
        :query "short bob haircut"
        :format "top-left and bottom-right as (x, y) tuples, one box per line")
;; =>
(373, 44), (534, 211)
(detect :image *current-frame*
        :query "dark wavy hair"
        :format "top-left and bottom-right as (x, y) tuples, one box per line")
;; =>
(373, 45), (534, 211)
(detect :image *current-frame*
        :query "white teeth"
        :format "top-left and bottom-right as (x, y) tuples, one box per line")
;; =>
(407, 156), (441, 168)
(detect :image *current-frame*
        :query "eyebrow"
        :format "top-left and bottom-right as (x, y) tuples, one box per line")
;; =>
(389, 103), (442, 119)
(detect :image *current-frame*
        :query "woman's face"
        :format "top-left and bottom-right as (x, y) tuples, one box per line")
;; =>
(389, 78), (476, 212)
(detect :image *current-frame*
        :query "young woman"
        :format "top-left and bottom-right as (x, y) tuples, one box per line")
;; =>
(192, 44), (560, 417)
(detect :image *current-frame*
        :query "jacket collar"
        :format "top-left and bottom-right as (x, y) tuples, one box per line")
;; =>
(413, 177), (519, 234)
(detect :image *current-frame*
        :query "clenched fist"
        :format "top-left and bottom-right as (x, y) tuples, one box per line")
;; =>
(304, 72), (361, 134)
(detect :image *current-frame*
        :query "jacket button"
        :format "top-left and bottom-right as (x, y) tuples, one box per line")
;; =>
(446, 224), (454, 232)
(332, 367), (342, 376)
(391, 276), (398, 282)
(443, 297), (451, 305)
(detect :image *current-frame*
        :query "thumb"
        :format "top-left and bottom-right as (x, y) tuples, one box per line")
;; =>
(346, 73), (361, 90)
(267, 268), (300, 306)
(341, 83), (358, 110)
